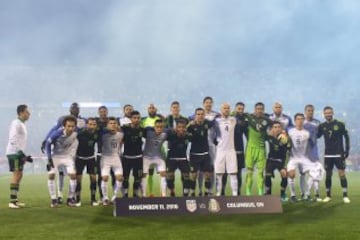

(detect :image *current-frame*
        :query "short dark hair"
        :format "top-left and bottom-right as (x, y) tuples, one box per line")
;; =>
(62, 115), (77, 127)
(108, 116), (117, 122)
(176, 119), (187, 126)
(17, 104), (27, 115)
(87, 117), (96, 123)
(195, 107), (204, 114)
(171, 101), (180, 106)
(294, 113), (305, 120)
(130, 110), (140, 117)
(235, 102), (245, 107)
(123, 104), (133, 111)
(270, 120), (282, 128)
(323, 106), (333, 112)
(203, 96), (213, 104)
(255, 102), (265, 108)
(154, 119), (163, 125)
(98, 105), (108, 111)
(304, 104), (314, 111)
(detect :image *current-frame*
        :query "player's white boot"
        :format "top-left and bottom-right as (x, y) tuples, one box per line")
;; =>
(322, 196), (331, 202)
(343, 197), (351, 203)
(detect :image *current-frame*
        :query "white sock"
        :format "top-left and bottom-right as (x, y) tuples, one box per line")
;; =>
(141, 177), (147, 197)
(114, 180), (122, 197)
(69, 179), (77, 199)
(300, 174), (305, 195)
(306, 177), (313, 196)
(101, 181), (108, 200)
(160, 177), (167, 197)
(288, 177), (296, 197)
(48, 179), (56, 199)
(230, 174), (238, 196)
(216, 174), (223, 196)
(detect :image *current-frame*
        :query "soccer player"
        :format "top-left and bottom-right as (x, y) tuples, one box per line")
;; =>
(213, 103), (238, 196)
(141, 103), (164, 197)
(245, 102), (272, 196)
(121, 111), (144, 197)
(165, 101), (189, 129)
(317, 106), (350, 203)
(41, 102), (86, 204)
(119, 104), (133, 126)
(6, 104), (32, 208)
(166, 119), (192, 197)
(303, 104), (322, 201)
(287, 113), (313, 202)
(99, 117), (124, 205)
(141, 119), (168, 197)
(46, 116), (79, 207)
(265, 121), (291, 201)
(187, 108), (215, 196)
(75, 118), (99, 206)
(269, 102), (293, 130)
(221, 102), (248, 195)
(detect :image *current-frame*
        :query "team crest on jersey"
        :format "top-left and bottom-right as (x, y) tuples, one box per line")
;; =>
(262, 120), (267, 126)
(333, 125), (339, 131)
(186, 199), (197, 213)
(208, 198), (220, 213)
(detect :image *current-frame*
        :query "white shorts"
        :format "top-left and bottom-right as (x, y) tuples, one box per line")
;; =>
(214, 150), (238, 174)
(287, 157), (313, 173)
(100, 155), (123, 176)
(308, 161), (325, 181)
(143, 157), (166, 174)
(48, 156), (75, 175)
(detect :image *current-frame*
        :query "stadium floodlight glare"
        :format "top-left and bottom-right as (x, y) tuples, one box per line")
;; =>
(62, 102), (121, 108)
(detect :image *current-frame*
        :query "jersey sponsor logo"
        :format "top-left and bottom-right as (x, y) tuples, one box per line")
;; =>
(186, 199), (197, 213)
(333, 125), (339, 131)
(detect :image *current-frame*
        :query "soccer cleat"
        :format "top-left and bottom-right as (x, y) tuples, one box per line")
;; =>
(315, 198), (323, 202)
(170, 191), (175, 197)
(322, 197), (331, 203)
(15, 201), (25, 207)
(9, 202), (21, 209)
(66, 198), (76, 207)
(148, 193), (155, 198)
(75, 201), (82, 207)
(57, 197), (63, 204)
(102, 198), (110, 206)
(304, 196), (312, 202)
(343, 197), (351, 204)
(91, 200), (100, 206)
(290, 196), (297, 203)
(198, 191), (203, 197)
(280, 194), (289, 202)
(50, 199), (58, 208)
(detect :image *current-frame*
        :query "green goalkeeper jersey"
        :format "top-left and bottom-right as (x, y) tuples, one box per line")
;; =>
(245, 113), (272, 148)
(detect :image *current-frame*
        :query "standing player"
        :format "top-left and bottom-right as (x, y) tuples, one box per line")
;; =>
(317, 106), (350, 203)
(166, 119), (192, 197)
(99, 117), (124, 205)
(221, 102), (248, 195)
(75, 118), (99, 206)
(165, 101), (189, 129)
(141, 119), (168, 197)
(6, 104), (32, 208)
(187, 108), (215, 196)
(121, 111), (144, 197)
(41, 102), (86, 204)
(45, 116), (79, 207)
(245, 102), (272, 196)
(118, 104), (133, 126)
(141, 103), (164, 197)
(287, 113), (313, 202)
(303, 104), (322, 201)
(269, 102), (293, 130)
(213, 103), (238, 196)
(265, 121), (291, 201)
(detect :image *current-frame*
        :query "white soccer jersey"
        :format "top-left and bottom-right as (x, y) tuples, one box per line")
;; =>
(288, 128), (310, 159)
(119, 117), (131, 126)
(52, 131), (79, 158)
(6, 119), (27, 155)
(101, 132), (124, 157)
(269, 113), (293, 130)
(215, 116), (236, 151)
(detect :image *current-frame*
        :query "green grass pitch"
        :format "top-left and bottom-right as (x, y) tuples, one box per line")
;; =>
(0, 172), (359, 240)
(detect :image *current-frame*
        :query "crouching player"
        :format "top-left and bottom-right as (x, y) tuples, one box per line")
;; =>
(46, 116), (79, 207)
(166, 119), (192, 197)
(99, 117), (124, 205)
(265, 121), (291, 202)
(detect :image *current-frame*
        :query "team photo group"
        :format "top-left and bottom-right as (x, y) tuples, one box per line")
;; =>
(5, 96), (350, 209)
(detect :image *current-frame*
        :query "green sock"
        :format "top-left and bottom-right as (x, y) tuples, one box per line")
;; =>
(246, 170), (253, 196)
(148, 175), (153, 195)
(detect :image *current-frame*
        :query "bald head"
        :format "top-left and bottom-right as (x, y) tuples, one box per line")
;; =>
(221, 103), (231, 117)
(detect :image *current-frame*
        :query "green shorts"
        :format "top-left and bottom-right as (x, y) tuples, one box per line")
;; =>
(7, 153), (25, 172)
(245, 146), (266, 170)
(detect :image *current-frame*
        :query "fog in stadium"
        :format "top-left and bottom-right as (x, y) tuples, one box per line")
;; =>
(1, 1), (360, 171)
